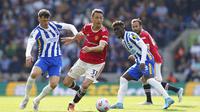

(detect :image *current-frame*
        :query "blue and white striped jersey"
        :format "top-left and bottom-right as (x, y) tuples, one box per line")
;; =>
(121, 31), (151, 64)
(26, 21), (78, 58)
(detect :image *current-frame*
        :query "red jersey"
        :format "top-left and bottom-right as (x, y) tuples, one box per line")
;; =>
(79, 23), (109, 64)
(140, 29), (163, 63)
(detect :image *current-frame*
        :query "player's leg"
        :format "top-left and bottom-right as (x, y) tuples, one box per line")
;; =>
(155, 63), (184, 102)
(67, 78), (93, 111)
(141, 82), (153, 105)
(65, 59), (87, 111)
(140, 61), (162, 105)
(161, 82), (183, 102)
(146, 78), (174, 109)
(144, 62), (174, 109)
(33, 76), (59, 111)
(117, 73), (131, 105)
(33, 76), (60, 111)
(63, 76), (80, 91)
(110, 71), (132, 109)
(64, 75), (78, 112)
(68, 62), (105, 111)
(141, 62), (162, 105)
(19, 66), (43, 109)
(33, 57), (62, 111)
(111, 64), (140, 109)
(63, 59), (85, 91)
(73, 78), (92, 103)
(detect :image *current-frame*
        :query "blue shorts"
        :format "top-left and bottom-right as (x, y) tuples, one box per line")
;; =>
(34, 56), (62, 77)
(127, 55), (154, 81)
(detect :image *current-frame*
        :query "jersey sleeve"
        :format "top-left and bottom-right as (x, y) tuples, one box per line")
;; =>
(30, 29), (40, 40)
(25, 29), (39, 57)
(81, 24), (87, 35)
(130, 32), (142, 43)
(52, 21), (78, 35)
(130, 32), (147, 64)
(100, 28), (109, 43)
(145, 32), (157, 47)
(138, 39), (147, 64)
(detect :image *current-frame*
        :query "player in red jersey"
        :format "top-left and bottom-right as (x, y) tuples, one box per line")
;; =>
(131, 18), (183, 105)
(61, 9), (109, 111)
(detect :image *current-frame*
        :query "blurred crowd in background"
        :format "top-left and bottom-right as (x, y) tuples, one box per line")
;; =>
(0, 0), (200, 82)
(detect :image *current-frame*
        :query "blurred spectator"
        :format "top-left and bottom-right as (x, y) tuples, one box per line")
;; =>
(167, 72), (178, 83)
(174, 43), (185, 72)
(9, 56), (22, 74)
(0, 54), (11, 73)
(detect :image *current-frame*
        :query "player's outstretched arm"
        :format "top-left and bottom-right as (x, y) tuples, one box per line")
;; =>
(61, 36), (76, 45)
(82, 40), (107, 53)
(61, 32), (84, 45)
(55, 22), (78, 36)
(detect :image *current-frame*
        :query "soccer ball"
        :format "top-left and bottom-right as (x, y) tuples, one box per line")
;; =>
(96, 98), (110, 112)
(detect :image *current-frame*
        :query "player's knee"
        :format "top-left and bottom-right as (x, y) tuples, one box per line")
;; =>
(63, 80), (71, 87)
(30, 72), (38, 79)
(140, 77), (146, 84)
(50, 82), (57, 89)
(156, 78), (162, 82)
(81, 83), (90, 91)
(120, 76), (125, 81)
(143, 75), (151, 81)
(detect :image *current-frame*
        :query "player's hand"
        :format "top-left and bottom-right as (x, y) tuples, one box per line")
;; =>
(75, 32), (84, 42)
(82, 46), (91, 53)
(128, 55), (135, 64)
(26, 56), (34, 67)
(61, 37), (75, 45)
(76, 32), (84, 38)
(139, 63), (145, 71)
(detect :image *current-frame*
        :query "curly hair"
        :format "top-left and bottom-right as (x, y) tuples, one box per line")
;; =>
(112, 20), (125, 28)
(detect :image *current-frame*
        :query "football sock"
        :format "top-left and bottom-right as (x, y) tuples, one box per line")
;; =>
(73, 88), (86, 103)
(161, 82), (179, 93)
(147, 78), (169, 99)
(117, 77), (128, 103)
(24, 76), (35, 99)
(69, 81), (80, 91)
(143, 84), (152, 103)
(34, 84), (53, 102)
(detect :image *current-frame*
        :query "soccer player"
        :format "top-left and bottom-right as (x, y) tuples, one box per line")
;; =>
(111, 20), (174, 109)
(19, 9), (78, 112)
(61, 9), (109, 111)
(131, 18), (183, 105)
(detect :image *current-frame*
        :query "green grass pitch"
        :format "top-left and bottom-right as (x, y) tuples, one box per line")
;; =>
(0, 96), (199, 112)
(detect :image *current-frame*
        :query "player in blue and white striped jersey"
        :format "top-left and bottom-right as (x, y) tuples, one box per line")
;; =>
(19, 9), (78, 112)
(111, 21), (174, 109)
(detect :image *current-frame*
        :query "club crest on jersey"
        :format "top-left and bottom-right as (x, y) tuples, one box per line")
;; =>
(95, 36), (99, 40)
(132, 35), (137, 39)
(132, 35), (140, 41)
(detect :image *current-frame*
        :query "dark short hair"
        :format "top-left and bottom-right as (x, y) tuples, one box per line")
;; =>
(131, 18), (142, 25)
(112, 20), (125, 28)
(38, 9), (51, 18)
(91, 9), (104, 17)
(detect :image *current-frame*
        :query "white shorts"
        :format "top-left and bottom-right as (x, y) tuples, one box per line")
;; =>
(154, 63), (163, 82)
(68, 59), (105, 81)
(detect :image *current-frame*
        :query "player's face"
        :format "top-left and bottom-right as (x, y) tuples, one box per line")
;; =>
(91, 12), (103, 27)
(113, 25), (124, 39)
(131, 21), (141, 34)
(38, 16), (49, 28)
